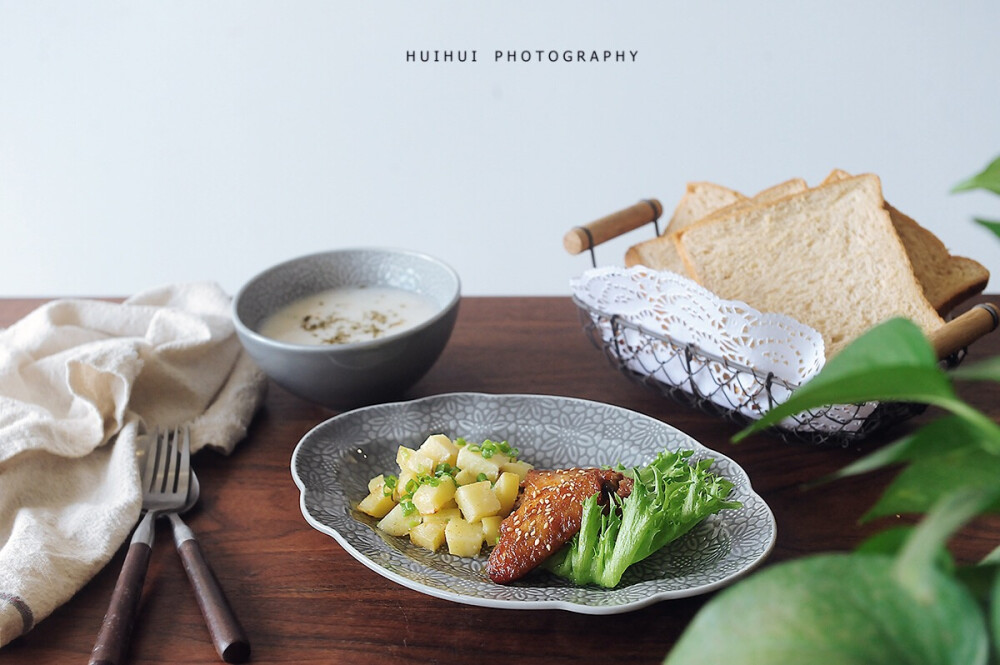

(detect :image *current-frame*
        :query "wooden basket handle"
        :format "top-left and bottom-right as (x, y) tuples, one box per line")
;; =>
(929, 302), (1000, 360)
(563, 199), (663, 255)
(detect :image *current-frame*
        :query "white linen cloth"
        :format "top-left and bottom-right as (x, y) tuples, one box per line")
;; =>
(0, 282), (268, 648)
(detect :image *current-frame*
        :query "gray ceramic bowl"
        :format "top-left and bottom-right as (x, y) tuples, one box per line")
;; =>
(233, 248), (460, 409)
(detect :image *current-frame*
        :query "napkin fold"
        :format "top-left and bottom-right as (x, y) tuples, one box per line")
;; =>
(0, 282), (268, 648)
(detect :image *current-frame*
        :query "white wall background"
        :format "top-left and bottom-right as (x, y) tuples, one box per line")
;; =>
(2, 1), (999, 298)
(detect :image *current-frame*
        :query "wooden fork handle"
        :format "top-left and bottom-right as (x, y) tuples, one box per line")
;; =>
(176, 537), (251, 663)
(89, 523), (154, 665)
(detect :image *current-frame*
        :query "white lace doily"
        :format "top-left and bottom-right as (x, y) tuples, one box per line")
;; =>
(570, 267), (877, 434)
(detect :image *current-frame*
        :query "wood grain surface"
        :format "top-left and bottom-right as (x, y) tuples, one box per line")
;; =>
(1, 295), (999, 665)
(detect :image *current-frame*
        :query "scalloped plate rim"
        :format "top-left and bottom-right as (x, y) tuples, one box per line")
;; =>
(290, 391), (777, 614)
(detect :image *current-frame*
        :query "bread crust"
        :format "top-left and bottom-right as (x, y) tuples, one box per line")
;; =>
(824, 169), (989, 314)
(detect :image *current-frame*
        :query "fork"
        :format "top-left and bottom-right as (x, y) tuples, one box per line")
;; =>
(90, 427), (190, 665)
(166, 427), (250, 663)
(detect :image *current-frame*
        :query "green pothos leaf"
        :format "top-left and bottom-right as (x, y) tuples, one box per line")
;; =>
(664, 554), (988, 665)
(975, 219), (1000, 239)
(893, 487), (999, 604)
(855, 526), (954, 574)
(734, 318), (956, 442)
(953, 354), (1000, 383)
(991, 570), (1000, 662)
(735, 318), (1000, 445)
(953, 155), (1000, 195)
(832, 416), (1000, 521)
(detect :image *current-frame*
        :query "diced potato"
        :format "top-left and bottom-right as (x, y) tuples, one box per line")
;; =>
(419, 434), (459, 467)
(453, 468), (479, 486)
(421, 508), (462, 524)
(457, 447), (501, 482)
(376, 503), (422, 536)
(358, 491), (396, 519)
(412, 477), (457, 515)
(394, 470), (419, 501)
(409, 521), (447, 552)
(455, 480), (501, 522)
(500, 459), (534, 482)
(406, 450), (437, 475)
(372, 436), (534, 558)
(487, 451), (511, 468)
(396, 445), (417, 470)
(445, 518), (484, 557)
(481, 516), (503, 546)
(367, 474), (386, 494)
(492, 472), (520, 516)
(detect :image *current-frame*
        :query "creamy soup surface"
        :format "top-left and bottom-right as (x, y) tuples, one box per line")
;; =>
(259, 286), (439, 345)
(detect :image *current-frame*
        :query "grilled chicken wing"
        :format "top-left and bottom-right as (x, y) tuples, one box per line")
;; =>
(486, 467), (630, 584)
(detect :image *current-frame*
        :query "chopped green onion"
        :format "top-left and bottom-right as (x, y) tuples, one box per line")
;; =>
(455, 437), (467, 447)
(400, 500), (417, 516)
(435, 463), (453, 476)
(476, 472), (489, 483)
(405, 479), (418, 495)
(382, 475), (398, 496)
(468, 444), (481, 453)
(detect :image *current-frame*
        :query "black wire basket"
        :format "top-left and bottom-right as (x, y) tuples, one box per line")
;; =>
(574, 297), (935, 445)
(566, 199), (997, 446)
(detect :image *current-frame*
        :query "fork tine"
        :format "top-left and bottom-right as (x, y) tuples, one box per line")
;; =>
(176, 426), (191, 499)
(142, 427), (162, 494)
(156, 428), (176, 495)
(168, 427), (183, 495)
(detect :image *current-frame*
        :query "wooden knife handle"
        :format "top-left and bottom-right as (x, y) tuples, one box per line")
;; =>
(89, 540), (152, 665)
(930, 302), (1000, 360)
(177, 538), (251, 663)
(563, 199), (663, 255)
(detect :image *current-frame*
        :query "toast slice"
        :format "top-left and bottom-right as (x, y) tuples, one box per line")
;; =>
(624, 228), (689, 273)
(623, 182), (744, 273)
(666, 181), (746, 235)
(675, 174), (945, 358)
(750, 177), (810, 203)
(625, 178), (808, 274)
(822, 169), (989, 314)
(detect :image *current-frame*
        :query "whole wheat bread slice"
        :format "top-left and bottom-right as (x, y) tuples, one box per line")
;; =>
(625, 178), (808, 273)
(666, 182), (745, 234)
(623, 182), (744, 273)
(821, 169), (989, 314)
(675, 174), (945, 358)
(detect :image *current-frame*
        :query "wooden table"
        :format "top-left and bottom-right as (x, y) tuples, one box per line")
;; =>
(2, 295), (999, 665)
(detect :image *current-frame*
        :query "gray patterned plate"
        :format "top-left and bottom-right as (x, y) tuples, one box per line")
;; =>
(291, 392), (776, 614)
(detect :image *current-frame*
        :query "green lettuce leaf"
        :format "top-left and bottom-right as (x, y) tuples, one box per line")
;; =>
(545, 449), (740, 588)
